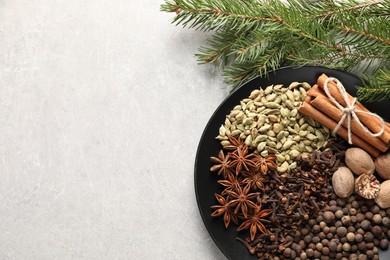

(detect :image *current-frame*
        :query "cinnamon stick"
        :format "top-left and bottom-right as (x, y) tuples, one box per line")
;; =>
(307, 85), (389, 152)
(317, 74), (390, 143)
(298, 101), (380, 157)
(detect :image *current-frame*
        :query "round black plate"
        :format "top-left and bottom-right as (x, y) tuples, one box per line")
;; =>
(194, 66), (390, 260)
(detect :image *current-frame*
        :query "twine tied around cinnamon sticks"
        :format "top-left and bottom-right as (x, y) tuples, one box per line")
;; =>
(323, 77), (385, 145)
(298, 74), (390, 157)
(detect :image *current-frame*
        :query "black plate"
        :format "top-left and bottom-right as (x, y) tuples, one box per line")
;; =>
(194, 66), (390, 260)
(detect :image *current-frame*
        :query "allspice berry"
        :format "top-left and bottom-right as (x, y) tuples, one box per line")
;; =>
(323, 211), (335, 224)
(372, 225), (382, 237)
(337, 227), (348, 237)
(345, 148), (375, 175)
(361, 220), (371, 230)
(380, 239), (389, 250)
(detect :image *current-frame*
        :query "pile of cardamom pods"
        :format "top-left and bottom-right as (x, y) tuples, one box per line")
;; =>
(216, 82), (332, 172)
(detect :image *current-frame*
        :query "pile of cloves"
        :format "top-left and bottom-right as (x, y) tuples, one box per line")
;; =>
(236, 141), (346, 258)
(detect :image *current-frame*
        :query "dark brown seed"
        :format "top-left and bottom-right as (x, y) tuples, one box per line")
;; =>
(372, 225), (382, 237)
(365, 212), (373, 220)
(366, 242), (374, 250)
(312, 236), (320, 244)
(308, 243), (316, 250)
(323, 211), (336, 224)
(335, 210), (343, 219)
(351, 200), (359, 209)
(306, 248), (314, 257)
(372, 214), (382, 225)
(347, 226), (355, 233)
(361, 205), (369, 213)
(361, 220), (371, 230)
(309, 219), (316, 227)
(382, 217), (390, 227)
(346, 233), (355, 242)
(336, 227), (347, 237)
(329, 241), (338, 252)
(323, 226), (330, 234)
(329, 226), (336, 234)
(349, 208), (357, 215)
(316, 243), (323, 251)
(356, 213), (365, 223)
(283, 248), (292, 257)
(364, 232), (374, 242)
(322, 247), (330, 255)
(357, 254), (366, 260)
(349, 254), (358, 260)
(342, 243), (351, 251)
(371, 205), (380, 214)
(380, 239), (389, 250)
(313, 225), (321, 234)
(355, 234), (363, 243)
(366, 250), (374, 259)
(341, 216), (351, 226)
(319, 221), (327, 229)
(337, 198), (347, 207)
(304, 235), (312, 244)
(313, 250), (321, 258)
(335, 252), (343, 260)
(358, 241), (366, 251)
(335, 221), (342, 228)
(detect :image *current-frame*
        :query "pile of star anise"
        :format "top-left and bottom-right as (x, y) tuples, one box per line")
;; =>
(210, 135), (277, 241)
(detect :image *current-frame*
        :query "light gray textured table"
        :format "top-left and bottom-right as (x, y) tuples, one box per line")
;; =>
(0, 1), (229, 259)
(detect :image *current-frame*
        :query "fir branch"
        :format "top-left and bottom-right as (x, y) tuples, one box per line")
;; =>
(161, 0), (390, 102)
(357, 69), (390, 102)
(339, 23), (390, 47)
(315, 0), (384, 18)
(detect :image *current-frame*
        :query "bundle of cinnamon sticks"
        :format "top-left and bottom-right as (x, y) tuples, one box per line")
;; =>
(298, 74), (390, 157)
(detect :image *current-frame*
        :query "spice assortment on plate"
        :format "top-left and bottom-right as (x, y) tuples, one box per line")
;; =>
(209, 74), (390, 259)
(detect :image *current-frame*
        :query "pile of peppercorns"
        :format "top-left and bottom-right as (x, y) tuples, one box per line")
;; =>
(278, 193), (390, 260)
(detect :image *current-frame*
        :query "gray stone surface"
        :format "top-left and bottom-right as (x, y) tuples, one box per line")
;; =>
(0, 1), (229, 259)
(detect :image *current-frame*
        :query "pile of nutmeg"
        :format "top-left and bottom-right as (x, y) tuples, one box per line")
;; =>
(332, 148), (390, 208)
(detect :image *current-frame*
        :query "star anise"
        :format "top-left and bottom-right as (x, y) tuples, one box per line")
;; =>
(252, 153), (277, 174)
(217, 174), (243, 195)
(225, 184), (259, 218)
(237, 202), (272, 241)
(229, 145), (257, 175)
(210, 150), (233, 179)
(223, 135), (246, 151)
(242, 170), (268, 191)
(211, 193), (238, 229)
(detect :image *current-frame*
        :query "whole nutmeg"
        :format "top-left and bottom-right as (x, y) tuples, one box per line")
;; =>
(375, 180), (390, 208)
(332, 167), (354, 198)
(375, 153), (390, 179)
(345, 147), (375, 175)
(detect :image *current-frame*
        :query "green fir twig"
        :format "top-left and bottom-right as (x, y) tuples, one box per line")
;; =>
(161, 0), (390, 102)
